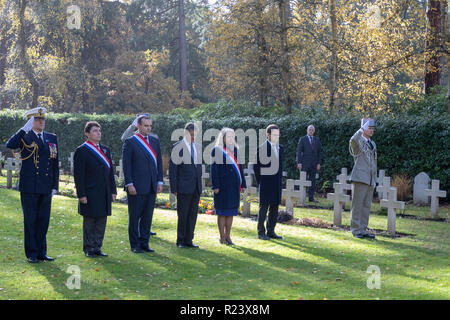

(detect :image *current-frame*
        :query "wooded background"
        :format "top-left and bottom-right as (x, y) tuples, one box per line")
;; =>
(0, 0), (449, 114)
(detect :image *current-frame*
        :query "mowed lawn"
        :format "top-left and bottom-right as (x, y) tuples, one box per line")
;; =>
(0, 187), (448, 300)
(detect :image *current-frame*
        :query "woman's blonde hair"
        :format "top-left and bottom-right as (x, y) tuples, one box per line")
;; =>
(215, 127), (239, 149)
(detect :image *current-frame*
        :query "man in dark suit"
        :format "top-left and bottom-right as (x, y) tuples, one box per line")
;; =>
(169, 122), (202, 248)
(122, 115), (163, 253)
(73, 121), (117, 257)
(296, 125), (322, 202)
(6, 107), (59, 263)
(254, 124), (283, 240)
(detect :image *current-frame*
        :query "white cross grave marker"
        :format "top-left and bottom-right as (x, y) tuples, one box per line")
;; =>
(424, 180), (447, 218)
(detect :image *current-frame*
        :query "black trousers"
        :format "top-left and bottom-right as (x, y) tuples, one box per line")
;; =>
(176, 190), (200, 245)
(20, 192), (52, 259)
(302, 167), (317, 200)
(83, 216), (107, 254)
(127, 193), (156, 249)
(258, 204), (279, 236)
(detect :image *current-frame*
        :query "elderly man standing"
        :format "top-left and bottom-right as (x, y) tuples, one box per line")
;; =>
(296, 125), (322, 202)
(349, 118), (377, 239)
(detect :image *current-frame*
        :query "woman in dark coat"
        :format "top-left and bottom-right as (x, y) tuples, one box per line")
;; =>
(73, 121), (117, 257)
(210, 128), (246, 245)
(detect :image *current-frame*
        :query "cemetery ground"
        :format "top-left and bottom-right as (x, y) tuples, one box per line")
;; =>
(0, 175), (449, 300)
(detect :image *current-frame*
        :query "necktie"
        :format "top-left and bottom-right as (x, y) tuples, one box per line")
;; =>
(191, 143), (195, 164)
(309, 136), (313, 150)
(37, 133), (43, 147)
(368, 140), (374, 150)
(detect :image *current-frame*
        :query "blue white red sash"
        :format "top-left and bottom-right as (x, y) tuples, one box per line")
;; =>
(132, 133), (158, 169)
(83, 141), (111, 170)
(216, 146), (242, 185)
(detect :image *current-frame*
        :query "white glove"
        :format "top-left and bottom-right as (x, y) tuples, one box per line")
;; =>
(22, 116), (34, 133)
(132, 116), (140, 127)
(361, 119), (370, 131)
(51, 189), (57, 196)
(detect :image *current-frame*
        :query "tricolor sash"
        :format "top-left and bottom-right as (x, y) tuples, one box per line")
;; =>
(83, 141), (111, 170)
(215, 146), (242, 185)
(132, 133), (158, 169)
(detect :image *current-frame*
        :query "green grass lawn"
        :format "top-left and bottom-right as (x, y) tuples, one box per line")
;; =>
(0, 187), (449, 300)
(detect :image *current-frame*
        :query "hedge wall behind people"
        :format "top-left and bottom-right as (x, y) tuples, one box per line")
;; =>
(1, 109), (448, 198)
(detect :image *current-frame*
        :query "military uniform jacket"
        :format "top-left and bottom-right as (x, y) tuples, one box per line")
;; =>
(73, 143), (117, 217)
(6, 129), (59, 194)
(349, 129), (377, 187)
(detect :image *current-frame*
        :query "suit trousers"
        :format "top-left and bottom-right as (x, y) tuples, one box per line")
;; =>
(350, 182), (374, 235)
(302, 167), (317, 200)
(20, 192), (52, 259)
(176, 189), (200, 245)
(127, 193), (156, 249)
(258, 204), (279, 236)
(83, 216), (107, 253)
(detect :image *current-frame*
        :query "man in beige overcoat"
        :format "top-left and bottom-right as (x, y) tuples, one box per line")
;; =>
(349, 118), (377, 239)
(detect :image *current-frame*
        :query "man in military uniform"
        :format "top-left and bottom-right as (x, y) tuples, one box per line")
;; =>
(6, 107), (59, 263)
(349, 118), (377, 239)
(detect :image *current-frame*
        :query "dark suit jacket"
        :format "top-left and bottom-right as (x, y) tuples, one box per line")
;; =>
(122, 134), (163, 195)
(6, 129), (59, 194)
(254, 141), (283, 205)
(169, 140), (202, 194)
(296, 135), (322, 170)
(210, 146), (246, 210)
(73, 143), (117, 217)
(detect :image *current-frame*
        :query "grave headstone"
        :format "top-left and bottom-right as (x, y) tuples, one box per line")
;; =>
(380, 187), (405, 236)
(327, 183), (350, 227)
(296, 171), (311, 205)
(413, 172), (431, 205)
(4, 158), (20, 189)
(424, 179), (447, 218)
(376, 176), (391, 200)
(282, 179), (300, 214)
(68, 152), (74, 176)
(242, 176), (258, 216)
(201, 164), (210, 193)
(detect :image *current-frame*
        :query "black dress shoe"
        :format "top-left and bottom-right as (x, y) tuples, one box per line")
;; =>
(364, 233), (376, 239)
(141, 246), (155, 252)
(131, 248), (144, 253)
(27, 257), (39, 264)
(353, 233), (365, 239)
(185, 243), (199, 248)
(150, 231), (156, 236)
(177, 243), (186, 248)
(38, 255), (55, 261)
(85, 251), (97, 258)
(309, 199), (319, 203)
(95, 251), (108, 257)
(258, 235), (270, 240)
(267, 233), (283, 239)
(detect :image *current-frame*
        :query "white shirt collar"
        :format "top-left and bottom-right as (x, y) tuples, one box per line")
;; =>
(267, 139), (279, 149)
(33, 130), (44, 140)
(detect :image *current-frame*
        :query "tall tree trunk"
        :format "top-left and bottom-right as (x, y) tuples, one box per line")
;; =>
(255, 1), (269, 107)
(178, 0), (188, 93)
(441, 0), (450, 110)
(17, 0), (39, 107)
(0, 36), (8, 86)
(278, 0), (292, 112)
(329, 0), (338, 112)
(425, 0), (442, 94)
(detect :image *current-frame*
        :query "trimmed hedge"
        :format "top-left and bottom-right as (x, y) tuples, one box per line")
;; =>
(1, 109), (449, 199)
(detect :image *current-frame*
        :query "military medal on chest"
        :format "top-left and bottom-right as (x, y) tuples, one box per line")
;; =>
(48, 142), (57, 159)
